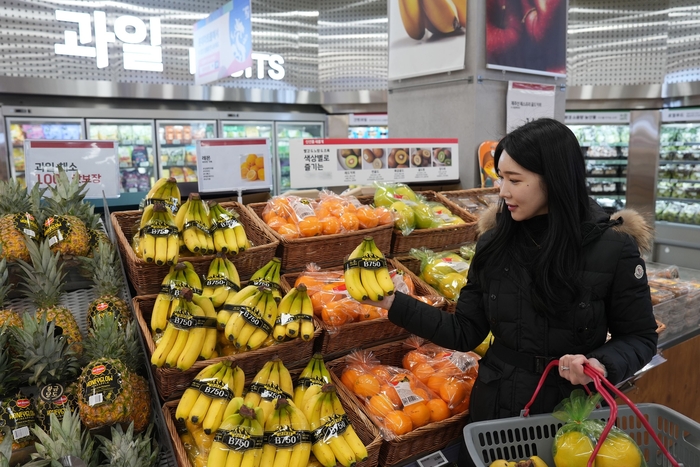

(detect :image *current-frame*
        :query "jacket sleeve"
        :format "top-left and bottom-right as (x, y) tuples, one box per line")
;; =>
(586, 235), (658, 384)
(388, 260), (491, 352)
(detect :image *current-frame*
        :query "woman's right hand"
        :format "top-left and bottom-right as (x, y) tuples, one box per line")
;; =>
(362, 293), (396, 310)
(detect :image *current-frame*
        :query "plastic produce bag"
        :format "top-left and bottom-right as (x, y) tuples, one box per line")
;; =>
(410, 247), (470, 300)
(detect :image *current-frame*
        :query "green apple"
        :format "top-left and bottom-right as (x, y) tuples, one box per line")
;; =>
(390, 201), (416, 234)
(412, 202), (440, 229)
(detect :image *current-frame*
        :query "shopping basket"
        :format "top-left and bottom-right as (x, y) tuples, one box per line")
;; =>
(464, 360), (700, 466)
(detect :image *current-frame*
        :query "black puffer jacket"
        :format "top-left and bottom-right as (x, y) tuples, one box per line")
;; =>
(388, 204), (658, 421)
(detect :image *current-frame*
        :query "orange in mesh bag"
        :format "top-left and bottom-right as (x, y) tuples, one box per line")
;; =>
(402, 336), (479, 416)
(262, 195), (322, 238)
(339, 349), (450, 441)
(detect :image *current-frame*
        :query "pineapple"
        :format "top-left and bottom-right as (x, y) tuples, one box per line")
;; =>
(16, 238), (83, 354)
(79, 313), (148, 431)
(0, 180), (43, 263)
(0, 248), (21, 329)
(79, 240), (131, 330)
(0, 393), (36, 451)
(96, 423), (159, 467)
(11, 314), (81, 432)
(0, 426), (11, 467)
(42, 167), (93, 258)
(24, 409), (97, 467)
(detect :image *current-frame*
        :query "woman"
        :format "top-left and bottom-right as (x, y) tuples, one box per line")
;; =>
(370, 118), (658, 464)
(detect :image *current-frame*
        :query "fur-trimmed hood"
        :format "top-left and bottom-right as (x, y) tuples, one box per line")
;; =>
(476, 203), (653, 253)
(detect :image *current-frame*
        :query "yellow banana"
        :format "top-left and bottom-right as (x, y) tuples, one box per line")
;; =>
(320, 392), (355, 467)
(299, 289), (315, 342)
(219, 284), (259, 329)
(175, 198), (190, 231)
(246, 291), (278, 350)
(222, 396), (245, 423)
(224, 257), (241, 289)
(293, 356), (318, 408)
(306, 391), (336, 467)
(196, 199), (215, 254)
(271, 407), (293, 467)
(233, 223), (248, 252)
(359, 240), (385, 301)
(182, 264), (203, 292)
(367, 237), (395, 296)
(176, 296), (208, 370)
(195, 294), (218, 361)
(423, 0), (460, 34)
(399, 0), (425, 40)
(231, 365), (245, 398)
(277, 360), (294, 399)
(259, 406), (280, 467)
(190, 363), (229, 424)
(301, 385), (324, 418)
(330, 391), (367, 461)
(151, 323), (180, 367)
(166, 232), (179, 266)
(258, 360), (282, 422)
(164, 324), (190, 368)
(146, 176), (169, 199)
(286, 401), (312, 467)
(176, 362), (225, 423)
(269, 260), (282, 304)
(202, 366), (234, 434)
(343, 241), (368, 302)
(153, 232), (168, 266)
(234, 291), (267, 349)
(141, 228), (156, 263)
(244, 360), (275, 408)
(276, 287), (299, 339)
(240, 407), (264, 467)
(226, 289), (264, 343)
(151, 289), (173, 333)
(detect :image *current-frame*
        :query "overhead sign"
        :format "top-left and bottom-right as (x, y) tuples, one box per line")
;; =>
(24, 140), (120, 198)
(193, 0), (252, 85)
(288, 138), (459, 189)
(506, 82), (556, 132)
(349, 114), (388, 126)
(565, 112), (631, 124)
(661, 108), (700, 122)
(196, 138), (271, 193)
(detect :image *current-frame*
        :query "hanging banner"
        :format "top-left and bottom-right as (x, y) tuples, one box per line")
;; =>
(193, 0), (252, 85)
(486, 0), (566, 78)
(388, 0), (467, 80)
(288, 138), (459, 189)
(506, 82), (556, 132)
(196, 138), (271, 193)
(24, 140), (119, 198)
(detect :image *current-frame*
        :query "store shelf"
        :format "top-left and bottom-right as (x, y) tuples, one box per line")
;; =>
(584, 158), (628, 164)
(657, 179), (700, 184)
(659, 159), (700, 165)
(587, 177), (626, 182)
(160, 143), (195, 148)
(661, 142), (700, 146)
(161, 163), (197, 169)
(657, 197), (700, 203)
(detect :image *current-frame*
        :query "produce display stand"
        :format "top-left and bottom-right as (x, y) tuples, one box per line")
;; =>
(162, 367), (383, 467)
(246, 201), (393, 272)
(111, 201), (279, 295)
(326, 340), (471, 466)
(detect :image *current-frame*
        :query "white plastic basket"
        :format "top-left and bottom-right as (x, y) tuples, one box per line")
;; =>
(464, 403), (699, 467)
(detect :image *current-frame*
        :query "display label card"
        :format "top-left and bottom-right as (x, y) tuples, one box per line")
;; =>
(288, 138), (459, 189)
(196, 138), (271, 193)
(506, 82), (556, 133)
(661, 108), (700, 123)
(24, 140), (119, 198)
(349, 114), (388, 126)
(565, 111), (631, 124)
(417, 450), (448, 467)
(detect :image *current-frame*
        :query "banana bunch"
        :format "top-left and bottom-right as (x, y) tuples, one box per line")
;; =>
(151, 262), (203, 333)
(207, 404), (265, 467)
(151, 288), (213, 370)
(224, 286), (278, 351)
(176, 361), (246, 430)
(209, 201), (250, 254)
(293, 354), (332, 409)
(249, 258), (283, 303)
(344, 236), (395, 302)
(398, 0), (466, 40)
(178, 193), (215, 255)
(244, 359), (295, 423)
(145, 176), (181, 214)
(202, 253), (242, 308)
(139, 204), (179, 266)
(272, 283), (315, 343)
(302, 384), (368, 467)
(259, 398), (312, 467)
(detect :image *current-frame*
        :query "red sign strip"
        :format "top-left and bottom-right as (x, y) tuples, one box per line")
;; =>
(200, 139), (268, 147)
(303, 138), (458, 145)
(29, 141), (115, 149)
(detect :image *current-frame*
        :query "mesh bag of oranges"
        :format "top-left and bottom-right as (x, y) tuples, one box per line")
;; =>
(401, 336), (479, 416)
(261, 191), (394, 239)
(339, 349), (452, 441)
(292, 264), (445, 331)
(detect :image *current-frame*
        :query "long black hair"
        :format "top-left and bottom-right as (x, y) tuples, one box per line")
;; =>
(471, 118), (591, 315)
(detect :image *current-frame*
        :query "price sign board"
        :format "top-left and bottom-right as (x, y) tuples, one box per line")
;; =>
(565, 111), (630, 124)
(196, 138), (271, 193)
(24, 140), (119, 199)
(288, 138), (459, 189)
(506, 82), (556, 132)
(661, 107), (700, 122)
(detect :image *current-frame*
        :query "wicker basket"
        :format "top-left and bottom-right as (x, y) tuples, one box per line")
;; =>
(133, 294), (319, 401)
(279, 259), (445, 359)
(111, 202), (279, 296)
(390, 255), (459, 313)
(327, 340), (471, 466)
(246, 202), (393, 273)
(437, 187), (500, 220)
(386, 191), (478, 256)
(162, 366), (382, 467)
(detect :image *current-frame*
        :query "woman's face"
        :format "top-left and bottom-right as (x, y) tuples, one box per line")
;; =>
(497, 151), (548, 221)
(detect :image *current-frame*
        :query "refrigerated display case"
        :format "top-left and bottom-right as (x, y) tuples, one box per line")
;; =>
(156, 120), (216, 185)
(87, 119), (157, 195)
(7, 117), (84, 185)
(567, 121), (630, 213)
(275, 122), (324, 193)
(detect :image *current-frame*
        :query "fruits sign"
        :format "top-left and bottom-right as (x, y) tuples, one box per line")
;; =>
(195, 138), (272, 193)
(288, 138), (459, 189)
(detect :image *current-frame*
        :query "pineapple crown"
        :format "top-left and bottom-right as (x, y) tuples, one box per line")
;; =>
(0, 179), (41, 216)
(78, 240), (123, 296)
(44, 166), (100, 227)
(0, 330), (19, 395)
(26, 409), (97, 467)
(16, 238), (66, 308)
(11, 314), (81, 387)
(96, 423), (159, 467)
(84, 314), (142, 374)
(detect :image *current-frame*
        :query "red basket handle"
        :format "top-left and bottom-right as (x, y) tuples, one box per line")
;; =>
(521, 359), (680, 467)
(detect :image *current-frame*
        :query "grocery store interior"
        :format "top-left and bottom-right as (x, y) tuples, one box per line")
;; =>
(1, 1), (700, 466)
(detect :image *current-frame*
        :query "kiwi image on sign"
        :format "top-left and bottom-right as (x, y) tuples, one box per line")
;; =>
(362, 148), (386, 169)
(387, 148), (410, 169)
(433, 147), (453, 166)
(337, 148), (362, 170)
(410, 148), (432, 167)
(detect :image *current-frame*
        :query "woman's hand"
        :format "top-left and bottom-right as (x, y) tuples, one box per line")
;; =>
(557, 354), (607, 385)
(361, 293), (396, 310)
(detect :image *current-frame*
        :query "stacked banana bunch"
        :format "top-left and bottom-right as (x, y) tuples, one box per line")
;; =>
(207, 403), (266, 467)
(344, 236), (395, 302)
(272, 283), (315, 342)
(139, 204), (179, 266)
(244, 359), (295, 422)
(259, 398), (312, 467)
(293, 353), (331, 408)
(150, 287), (218, 370)
(210, 201), (249, 254)
(145, 176), (181, 214)
(201, 252), (242, 308)
(176, 194), (250, 255)
(151, 262), (204, 333)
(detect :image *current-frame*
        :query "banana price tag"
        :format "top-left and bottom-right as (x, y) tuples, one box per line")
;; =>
(141, 223), (178, 237)
(265, 427), (312, 448)
(248, 382), (292, 401)
(238, 307), (273, 335)
(169, 307), (195, 331)
(190, 378), (233, 400)
(312, 414), (350, 444)
(344, 256), (387, 271)
(215, 426), (264, 452)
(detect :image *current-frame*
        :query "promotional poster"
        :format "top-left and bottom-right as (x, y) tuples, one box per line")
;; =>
(388, 0), (467, 80)
(485, 0), (567, 77)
